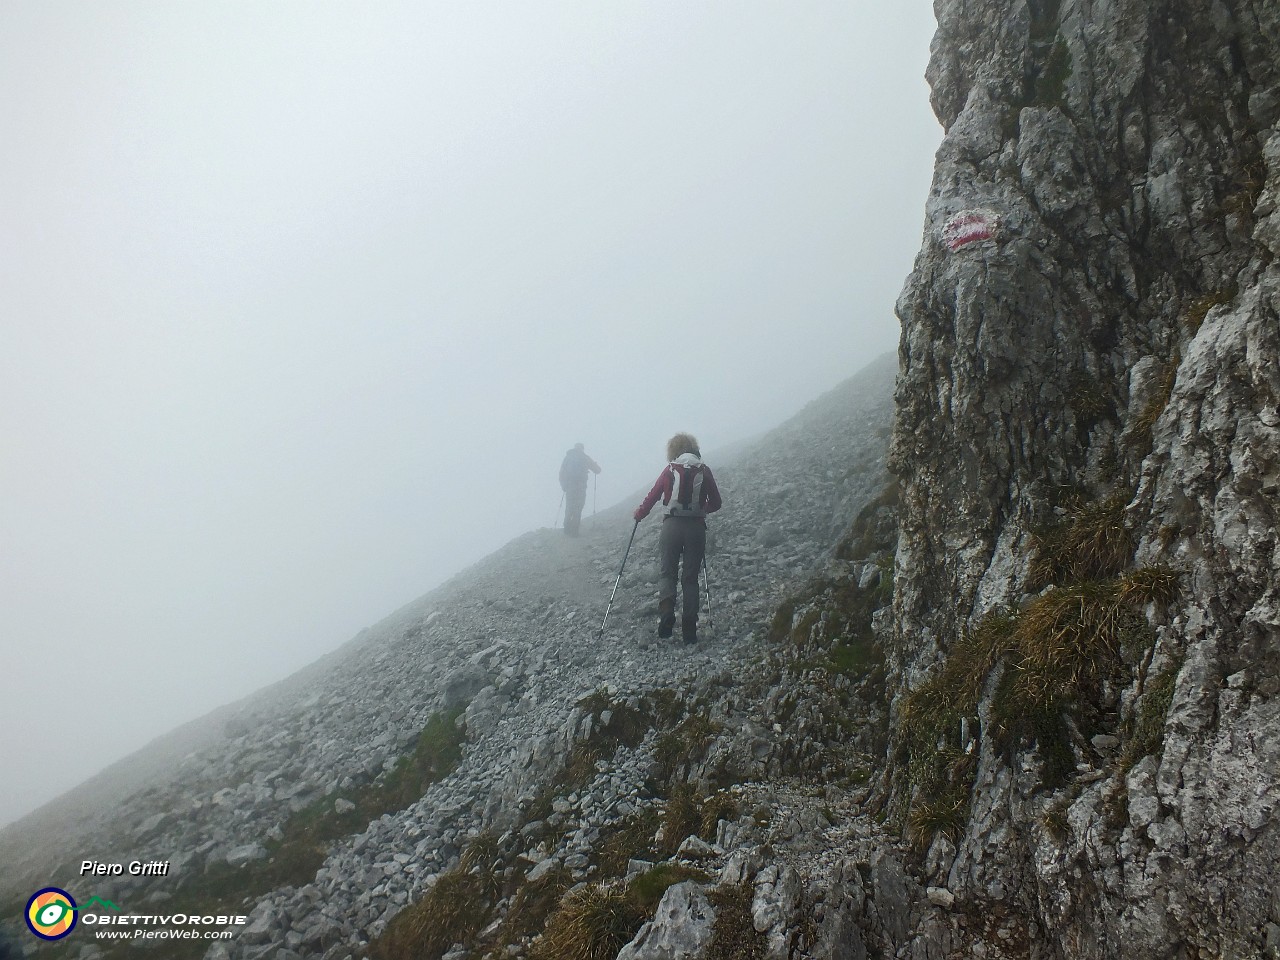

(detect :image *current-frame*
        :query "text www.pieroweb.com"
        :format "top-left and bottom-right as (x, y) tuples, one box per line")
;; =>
(96, 928), (236, 941)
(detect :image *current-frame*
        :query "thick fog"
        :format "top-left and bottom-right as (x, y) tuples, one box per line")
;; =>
(0, 3), (941, 827)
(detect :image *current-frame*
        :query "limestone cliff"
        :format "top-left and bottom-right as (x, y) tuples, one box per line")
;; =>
(889, 0), (1280, 956)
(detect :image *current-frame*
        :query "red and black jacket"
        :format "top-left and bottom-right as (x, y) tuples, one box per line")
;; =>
(634, 454), (722, 521)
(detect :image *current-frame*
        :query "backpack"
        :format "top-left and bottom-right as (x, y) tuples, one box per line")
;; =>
(665, 462), (705, 517)
(560, 449), (586, 490)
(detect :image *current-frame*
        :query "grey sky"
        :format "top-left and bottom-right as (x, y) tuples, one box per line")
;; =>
(0, 2), (940, 827)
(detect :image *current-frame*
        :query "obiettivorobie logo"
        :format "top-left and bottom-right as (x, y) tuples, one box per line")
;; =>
(24, 890), (122, 940)
(25, 888), (114, 941)
(22, 886), (247, 943)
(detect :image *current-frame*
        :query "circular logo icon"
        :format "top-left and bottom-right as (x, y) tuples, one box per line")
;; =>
(26, 887), (78, 941)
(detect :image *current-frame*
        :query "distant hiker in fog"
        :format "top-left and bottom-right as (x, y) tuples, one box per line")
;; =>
(633, 432), (722, 643)
(559, 443), (601, 536)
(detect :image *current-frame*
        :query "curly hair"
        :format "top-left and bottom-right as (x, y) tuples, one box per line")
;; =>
(666, 432), (700, 460)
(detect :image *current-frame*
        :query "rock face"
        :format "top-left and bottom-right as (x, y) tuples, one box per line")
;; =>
(890, 0), (1280, 957)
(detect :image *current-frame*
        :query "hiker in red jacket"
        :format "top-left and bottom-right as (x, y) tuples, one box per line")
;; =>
(633, 433), (722, 643)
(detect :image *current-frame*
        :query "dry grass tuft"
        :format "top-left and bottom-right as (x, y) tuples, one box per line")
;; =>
(494, 866), (572, 946)
(896, 490), (1186, 846)
(892, 486), (1192, 852)
(705, 884), (769, 960)
(699, 792), (740, 838)
(654, 712), (721, 772)
(1042, 792), (1072, 840)
(906, 785), (970, 851)
(900, 611), (1016, 749)
(1183, 286), (1236, 335)
(627, 864), (709, 914)
(1120, 665), (1181, 769)
(1001, 582), (1128, 711)
(595, 807), (661, 877)
(369, 832), (506, 960)
(1030, 493), (1133, 588)
(533, 883), (645, 960)
(370, 868), (493, 960)
(458, 831), (503, 903)
(1118, 566), (1182, 608)
(1223, 164), (1265, 219)
(1129, 355), (1180, 452)
(661, 784), (703, 858)
(561, 691), (661, 790)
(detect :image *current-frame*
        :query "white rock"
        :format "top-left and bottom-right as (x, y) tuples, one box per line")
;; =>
(926, 886), (955, 909)
(676, 835), (715, 859)
(225, 843), (268, 868)
(616, 882), (715, 960)
(526, 857), (561, 883)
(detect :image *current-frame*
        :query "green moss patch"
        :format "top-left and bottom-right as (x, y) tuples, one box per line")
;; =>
(628, 864), (710, 914)
(1121, 664), (1181, 768)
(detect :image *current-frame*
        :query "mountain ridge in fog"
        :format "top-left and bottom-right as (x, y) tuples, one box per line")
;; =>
(0, 351), (896, 888)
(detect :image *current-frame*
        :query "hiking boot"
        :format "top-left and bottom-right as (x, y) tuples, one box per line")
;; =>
(681, 618), (698, 644)
(658, 599), (676, 639)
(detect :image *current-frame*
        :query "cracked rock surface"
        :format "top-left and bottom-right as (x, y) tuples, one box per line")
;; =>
(890, 0), (1280, 956)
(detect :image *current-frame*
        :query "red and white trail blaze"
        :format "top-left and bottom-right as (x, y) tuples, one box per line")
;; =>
(942, 209), (999, 250)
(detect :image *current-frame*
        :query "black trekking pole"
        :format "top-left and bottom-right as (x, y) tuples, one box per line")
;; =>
(553, 492), (564, 529)
(598, 520), (639, 641)
(702, 555), (714, 637)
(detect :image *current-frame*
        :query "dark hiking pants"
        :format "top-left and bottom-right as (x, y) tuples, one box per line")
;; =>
(564, 485), (587, 534)
(659, 516), (705, 622)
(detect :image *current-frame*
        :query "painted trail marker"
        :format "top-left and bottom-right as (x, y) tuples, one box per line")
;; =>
(942, 209), (1000, 251)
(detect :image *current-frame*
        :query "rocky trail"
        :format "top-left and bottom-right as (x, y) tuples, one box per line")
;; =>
(7, 356), (963, 960)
